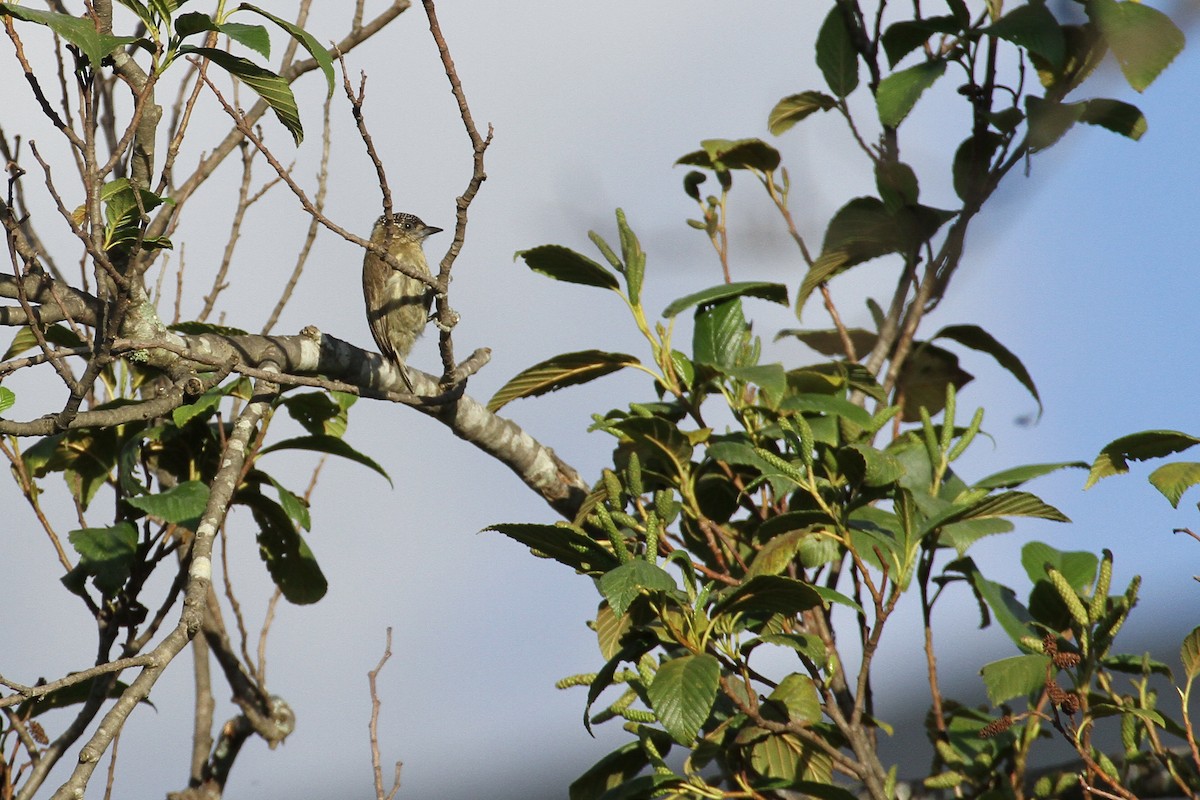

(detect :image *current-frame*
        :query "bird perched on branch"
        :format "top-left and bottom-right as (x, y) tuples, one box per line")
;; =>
(362, 212), (442, 388)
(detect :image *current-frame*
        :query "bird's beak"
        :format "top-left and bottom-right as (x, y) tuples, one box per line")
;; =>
(424, 226), (443, 238)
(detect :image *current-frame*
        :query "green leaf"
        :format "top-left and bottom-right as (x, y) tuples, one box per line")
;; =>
(875, 160), (919, 211)
(766, 673), (821, 724)
(713, 575), (824, 617)
(125, 480), (209, 525)
(1021, 542), (1098, 591)
(172, 386), (224, 427)
(777, 327), (879, 358)
(3, 322), (86, 360)
(1086, 430), (1200, 488)
(815, 6), (859, 97)
(487, 350), (641, 413)
(797, 197), (904, 316)
(67, 523), (138, 596)
(676, 138), (782, 172)
(599, 560), (677, 617)
(746, 529), (813, 579)
(258, 434), (391, 485)
(1147, 462), (1200, 508)
(1089, 0), (1184, 93)
(952, 132), (1002, 202)
(981, 654), (1052, 704)
(985, 3), (1065, 70)
(0, 5), (141, 67)
(268, 475), (311, 531)
(216, 21), (270, 58)
(663, 281), (787, 319)
(768, 91), (838, 135)
(1182, 627), (1200, 681)
(584, 630), (659, 735)
(647, 653), (720, 745)
(876, 60), (946, 127)
(568, 739), (664, 800)
(280, 391), (351, 437)
(881, 16), (961, 67)
(725, 364), (788, 407)
(1025, 95), (1084, 151)
(929, 490), (1070, 531)
(237, 2), (336, 97)
(932, 324), (1042, 415)
(974, 461), (1087, 490)
(951, 557), (1036, 645)
(787, 393), (874, 430)
(693, 299), (748, 371)
(484, 523), (619, 574)
(1080, 98), (1146, 140)
(615, 209), (645, 306)
(178, 46), (304, 144)
(0, 386), (13, 415)
(515, 244), (620, 291)
(242, 492), (326, 604)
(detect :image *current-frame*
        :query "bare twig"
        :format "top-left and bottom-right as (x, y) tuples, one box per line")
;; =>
(368, 628), (402, 800)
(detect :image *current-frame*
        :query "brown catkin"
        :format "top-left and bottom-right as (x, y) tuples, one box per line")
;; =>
(979, 716), (1016, 738)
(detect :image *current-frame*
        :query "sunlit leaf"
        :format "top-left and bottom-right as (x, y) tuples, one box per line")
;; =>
(1086, 430), (1200, 488)
(768, 91), (838, 135)
(648, 653), (720, 745)
(487, 350), (641, 413)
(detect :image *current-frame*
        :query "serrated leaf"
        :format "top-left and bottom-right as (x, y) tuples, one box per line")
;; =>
(930, 491), (1070, 531)
(1147, 462), (1200, 508)
(768, 91), (838, 135)
(484, 523), (619, 574)
(974, 461), (1087, 490)
(746, 529), (812, 579)
(985, 3), (1065, 70)
(487, 350), (640, 413)
(0, 5), (140, 67)
(1089, 0), (1184, 92)
(516, 244), (620, 290)
(218, 22), (271, 58)
(693, 299), (748, 371)
(797, 197), (904, 316)
(647, 654), (720, 745)
(933, 323), (1041, 415)
(238, 2), (336, 97)
(1026, 95), (1085, 151)
(816, 7), (859, 97)
(125, 480), (209, 525)
(599, 560), (677, 617)
(1086, 430), (1200, 488)
(767, 673), (821, 724)
(876, 60), (946, 127)
(980, 654), (1052, 704)
(258, 434), (390, 485)
(179, 45), (303, 144)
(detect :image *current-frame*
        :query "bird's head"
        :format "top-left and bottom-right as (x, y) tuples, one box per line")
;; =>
(372, 212), (443, 244)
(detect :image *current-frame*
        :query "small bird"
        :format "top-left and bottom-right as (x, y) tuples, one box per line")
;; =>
(362, 212), (442, 387)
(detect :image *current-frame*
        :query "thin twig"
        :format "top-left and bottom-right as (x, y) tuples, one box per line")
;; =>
(368, 628), (402, 800)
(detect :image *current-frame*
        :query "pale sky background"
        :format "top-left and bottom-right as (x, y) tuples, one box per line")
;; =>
(3, 2), (1198, 798)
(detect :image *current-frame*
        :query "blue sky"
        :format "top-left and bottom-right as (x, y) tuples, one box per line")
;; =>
(2, 2), (1197, 797)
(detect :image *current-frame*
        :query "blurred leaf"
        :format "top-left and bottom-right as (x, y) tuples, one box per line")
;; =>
(726, 364), (787, 407)
(950, 556), (1036, 645)
(173, 386), (225, 427)
(484, 523), (619, 574)
(952, 131), (1002, 202)
(19, 676), (142, 719)
(881, 16), (960, 67)
(0, 386), (13, 415)
(876, 160), (919, 211)
(787, 393), (874, 429)
(676, 138), (781, 171)
(985, 3), (1065, 70)
(981, 654), (1051, 704)
(648, 653), (720, 745)
(896, 343), (973, 421)
(487, 350), (641, 413)
(178, 46), (303, 144)
(169, 320), (250, 336)
(67, 523), (138, 596)
(125, 480), (209, 525)
(516, 244), (620, 290)
(797, 197), (904, 316)
(746, 529), (813, 579)
(767, 673), (821, 724)
(268, 475), (311, 531)
(1147, 462), (1200, 508)
(1182, 627), (1200, 681)
(768, 91), (838, 135)
(933, 324), (1041, 415)
(815, 6), (859, 97)
(777, 327), (879, 358)
(568, 739), (666, 800)
(663, 281), (787, 319)
(1086, 430), (1200, 488)
(238, 2), (336, 96)
(599, 560), (676, 617)
(974, 461), (1087, 490)
(3, 323), (85, 360)
(0, 5), (140, 66)
(876, 60), (945, 127)
(1089, 0), (1184, 92)
(1026, 95), (1084, 151)
(259, 434), (391, 485)
(1080, 98), (1146, 140)
(1032, 23), (1106, 93)
(280, 391), (351, 437)
(1021, 542), (1098, 591)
